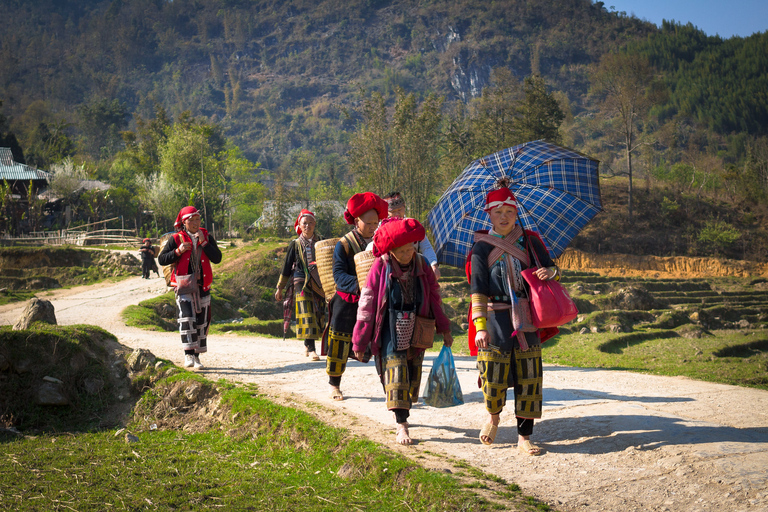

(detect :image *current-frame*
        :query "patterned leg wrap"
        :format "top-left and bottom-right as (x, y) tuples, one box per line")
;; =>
(408, 350), (425, 404)
(177, 294), (211, 353)
(384, 354), (412, 410)
(514, 345), (543, 419)
(477, 349), (512, 415)
(326, 329), (351, 377)
(295, 293), (321, 339)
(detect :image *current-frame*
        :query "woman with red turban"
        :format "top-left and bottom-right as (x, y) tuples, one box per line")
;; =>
(326, 192), (388, 401)
(468, 187), (559, 454)
(352, 217), (453, 445)
(158, 206), (222, 370)
(275, 209), (326, 361)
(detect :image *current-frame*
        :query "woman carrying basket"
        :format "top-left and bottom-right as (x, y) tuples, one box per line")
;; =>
(326, 192), (388, 401)
(158, 206), (222, 370)
(468, 187), (559, 455)
(352, 217), (453, 445)
(275, 209), (326, 361)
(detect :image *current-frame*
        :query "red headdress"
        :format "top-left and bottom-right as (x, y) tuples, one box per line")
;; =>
(372, 217), (425, 257)
(174, 206), (200, 230)
(294, 209), (315, 235)
(343, 192), (388, 225)
(484, 187), (518, 212)
(142, 238), (151, 243)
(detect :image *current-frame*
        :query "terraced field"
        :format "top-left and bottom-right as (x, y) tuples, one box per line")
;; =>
(438, 266), (768, 331)
(438, 265), (768, 390)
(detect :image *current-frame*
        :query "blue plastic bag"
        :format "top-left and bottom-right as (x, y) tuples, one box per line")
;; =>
(423, 345), (464, 408)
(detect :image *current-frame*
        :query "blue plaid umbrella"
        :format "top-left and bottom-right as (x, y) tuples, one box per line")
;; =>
(427, 140), (602, 268)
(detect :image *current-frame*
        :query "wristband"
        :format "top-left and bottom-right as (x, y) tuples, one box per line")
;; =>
(473, 317), (487, 331)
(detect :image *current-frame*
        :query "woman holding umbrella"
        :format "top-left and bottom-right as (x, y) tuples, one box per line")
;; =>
(352, 217), (453, 445)
(275, 209), (326, 361)
(469, 187), (559, 455)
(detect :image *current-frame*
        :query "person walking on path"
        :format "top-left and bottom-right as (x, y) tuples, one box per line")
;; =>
(158, 206), (222, 370)
(275, 209), (326, 361)
(382, 192), (441, 280)
(326, 192), (388, 401)
(468, 187), (560, 455)
(139, 238), (160, 279)
(352, 217), (453, 445)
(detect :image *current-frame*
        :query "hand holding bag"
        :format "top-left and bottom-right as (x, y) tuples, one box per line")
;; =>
(521, 238), (578, 328)
(423, 345), (464, 408)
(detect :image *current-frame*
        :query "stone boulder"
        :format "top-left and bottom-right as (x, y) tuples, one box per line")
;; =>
(126, 348), (157, 372)
(13, 298), (57, 330)
(37, 377), (69, 406)
(609, 287), (661, 311)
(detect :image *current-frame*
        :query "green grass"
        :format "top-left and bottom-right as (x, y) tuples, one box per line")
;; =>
(0, 374), (512, 512)
(121, 290), (177, 331)
(209, 317), (293, 338)
(542, 328), (768, 390)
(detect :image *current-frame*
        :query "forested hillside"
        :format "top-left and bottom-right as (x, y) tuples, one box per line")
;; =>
(1, 0), (766, 260)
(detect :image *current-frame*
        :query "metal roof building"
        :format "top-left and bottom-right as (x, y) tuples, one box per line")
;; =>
(0, 147), (50, 183)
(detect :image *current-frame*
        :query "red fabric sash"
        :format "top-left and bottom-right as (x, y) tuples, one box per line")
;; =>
(473, 226), (530, 268)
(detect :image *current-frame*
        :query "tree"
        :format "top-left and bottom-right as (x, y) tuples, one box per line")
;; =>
(135, 171), (185, 228)
(26, 120), (75, 168)
(469, 68), (522, 157)
(591, 53), (666, 223)
(48, 158), (88, 200)
(348, 88), (443, 220)
(77, 98), (128, 160)
(515, 75), (565, 144)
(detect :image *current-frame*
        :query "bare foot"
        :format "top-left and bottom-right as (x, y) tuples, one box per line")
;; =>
(396, 423), (412, 445)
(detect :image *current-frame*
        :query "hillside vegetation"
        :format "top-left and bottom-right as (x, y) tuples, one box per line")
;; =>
(1, 0), (766, 258)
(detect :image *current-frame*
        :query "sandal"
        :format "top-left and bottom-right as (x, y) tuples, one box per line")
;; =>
(396, 423), (412, 445)
(330, 387), (344, 401)
(479, 423), (498, 445)
(518, 439), (541, 456)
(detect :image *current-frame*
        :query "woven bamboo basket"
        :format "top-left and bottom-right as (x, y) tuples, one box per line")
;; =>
(314, 238), (339, 301)
(354, 250), (376, 290)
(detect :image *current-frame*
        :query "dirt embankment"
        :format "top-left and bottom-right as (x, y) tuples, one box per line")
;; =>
(558, 249), (768, 279)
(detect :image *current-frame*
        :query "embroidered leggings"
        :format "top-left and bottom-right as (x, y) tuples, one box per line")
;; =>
(477, 347), (542, 436)
(176, 293), (211, 353)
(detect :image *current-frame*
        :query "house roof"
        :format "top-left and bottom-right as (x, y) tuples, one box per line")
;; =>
(0, 148), (50, 181)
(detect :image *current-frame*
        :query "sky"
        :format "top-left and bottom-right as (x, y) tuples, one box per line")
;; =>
(598, 0), (768, 38)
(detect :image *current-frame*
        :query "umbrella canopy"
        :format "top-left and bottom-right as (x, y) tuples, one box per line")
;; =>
(427, 140), (602, 268)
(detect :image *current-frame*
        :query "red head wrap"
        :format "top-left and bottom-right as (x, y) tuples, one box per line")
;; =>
(343, 192), (388, 225)
(372, 217), (425, 257)
(143, 238), (151, 243)
(294, 209), (315, 235)
(174, 206), (201, 230)
(484, 188), (518, 212)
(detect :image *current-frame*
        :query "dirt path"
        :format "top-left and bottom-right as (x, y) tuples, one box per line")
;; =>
(2, 276), (767, 512)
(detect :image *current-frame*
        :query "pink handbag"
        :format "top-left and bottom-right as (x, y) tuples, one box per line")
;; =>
(521, 238), (578, 328)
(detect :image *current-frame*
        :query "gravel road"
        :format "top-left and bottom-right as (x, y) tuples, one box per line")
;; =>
(1, 275), (767, 512)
